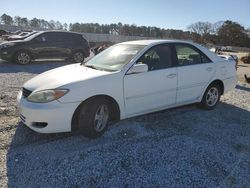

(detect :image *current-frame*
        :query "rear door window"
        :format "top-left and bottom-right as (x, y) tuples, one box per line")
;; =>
(175, 44), (211, 66)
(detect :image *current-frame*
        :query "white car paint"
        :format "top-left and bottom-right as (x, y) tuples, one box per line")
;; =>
(124, 67), (177, 116)
(17, 40), (237, 133)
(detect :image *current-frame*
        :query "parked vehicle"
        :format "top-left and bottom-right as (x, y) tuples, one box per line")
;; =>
(6, 31), (37, 41)
(0, 29), (9, 36)
(218, 54), (235, 61)
(13, 30), (33, 35)
(0, 30), (90, 64)
(1, 30), (32, 40)
(17, 40), (237, 138)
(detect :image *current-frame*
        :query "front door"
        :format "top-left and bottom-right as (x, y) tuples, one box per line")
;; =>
(124, 44), (177, 117)
(31, 32), (66, 59)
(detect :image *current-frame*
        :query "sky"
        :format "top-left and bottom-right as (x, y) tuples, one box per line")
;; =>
(1, 0), (250, 30)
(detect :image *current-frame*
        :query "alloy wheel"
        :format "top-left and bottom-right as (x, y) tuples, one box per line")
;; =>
(73, 52), (84, 63)
(206, 87), (219, 107)
(94, 104), (109, 132)
(17, 52), (30, 64)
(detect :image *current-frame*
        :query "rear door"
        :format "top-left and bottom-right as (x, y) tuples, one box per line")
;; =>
(174, 43), (215, 104)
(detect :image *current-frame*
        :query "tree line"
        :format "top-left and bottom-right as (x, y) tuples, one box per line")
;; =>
(1, 13), (250, 47)
(0, 13), (67, 30)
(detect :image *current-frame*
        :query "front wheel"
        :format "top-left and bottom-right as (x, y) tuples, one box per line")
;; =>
(78, 98), (110, 138)
(15, 51), (31, 65)
(200, 84), (221, 110)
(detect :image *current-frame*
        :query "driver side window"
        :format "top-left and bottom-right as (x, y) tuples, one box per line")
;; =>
(137, 44), (173, 71)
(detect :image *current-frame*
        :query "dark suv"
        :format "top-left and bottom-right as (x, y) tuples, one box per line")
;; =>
(0, 30), (90, 64)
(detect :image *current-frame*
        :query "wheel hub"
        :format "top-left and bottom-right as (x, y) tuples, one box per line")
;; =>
(206, 87), (219, 106)
(18, 52), (30, 64)
(94, 104), (109, 132)
(73, 52), (84, 63)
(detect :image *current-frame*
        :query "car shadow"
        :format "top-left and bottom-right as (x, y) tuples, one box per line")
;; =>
(0, 59), (70, 74)
(6, 102), (250, 187)
(236, 84), (250, 92)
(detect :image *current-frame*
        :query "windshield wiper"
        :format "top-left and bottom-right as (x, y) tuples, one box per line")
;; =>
(84, 64), (116, 72)
(84, 64), (99, 70)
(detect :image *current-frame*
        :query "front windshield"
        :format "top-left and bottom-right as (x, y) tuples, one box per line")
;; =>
(85, 44), (145, 71)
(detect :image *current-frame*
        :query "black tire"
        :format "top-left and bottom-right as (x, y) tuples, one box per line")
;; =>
(200, 84), (221, 110)
(71, 51), (85, 63)
(78, 98), (110, 138)
(15, 50), (31, 65)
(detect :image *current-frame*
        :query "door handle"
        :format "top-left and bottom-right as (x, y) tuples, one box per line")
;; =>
(167, 73), (176, 78)
(206, 67), (213, 72)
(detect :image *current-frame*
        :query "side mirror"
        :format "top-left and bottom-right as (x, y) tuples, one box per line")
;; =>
(127, 63), (148, 74)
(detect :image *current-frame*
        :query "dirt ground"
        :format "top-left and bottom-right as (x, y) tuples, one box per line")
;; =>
(237, 60), (250, 82)
(0, 59), (250, 187)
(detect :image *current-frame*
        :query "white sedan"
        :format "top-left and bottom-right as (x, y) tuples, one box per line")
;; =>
(17, 40), (237, 138)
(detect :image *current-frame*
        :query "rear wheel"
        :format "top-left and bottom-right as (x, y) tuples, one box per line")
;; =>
(78, 98), (110, 138)
(200, 84), (221, 110)
(72, 51), (84, 63)
(15, 51), (31, 65)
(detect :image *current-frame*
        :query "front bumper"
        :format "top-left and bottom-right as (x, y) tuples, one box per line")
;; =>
(0, 49), (12, 61)
(17, 91), (79, 133)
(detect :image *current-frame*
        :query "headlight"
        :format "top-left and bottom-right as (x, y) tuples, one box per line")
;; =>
(27, 89), (69, 103)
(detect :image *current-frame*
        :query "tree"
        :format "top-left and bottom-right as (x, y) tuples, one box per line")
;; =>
(187, 22), (213, 36)
(218, 20), (249, 46)
(14, 16), (22, 26)
(110, 23), (119, 35)
(211, 21), (224, 34)
(40, 19), (49, 29)
(247, 28), (250, 38)
(1, 14), (14, 25)
(63, 23), (68, 31)
(55, 21), (63, 30)
(30, 18), (40, 28)
(48, 20), (56, 29)
(20, 17), (29, 27)
(69, 22), (81, 32)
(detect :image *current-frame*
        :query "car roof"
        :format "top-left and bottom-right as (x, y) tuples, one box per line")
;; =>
(40, 30), (82, 35)
(121, 39), (223, 62)
(120, 39), (194, 46)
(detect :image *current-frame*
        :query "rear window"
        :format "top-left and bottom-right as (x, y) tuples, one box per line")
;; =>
(63, 33), (86, 43)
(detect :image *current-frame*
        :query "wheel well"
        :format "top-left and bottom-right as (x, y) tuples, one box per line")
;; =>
(209, 80), (224, 95)
(72, 49), (85, 54)
(71, 95), (121, 131)
(14, 49), (32, 60)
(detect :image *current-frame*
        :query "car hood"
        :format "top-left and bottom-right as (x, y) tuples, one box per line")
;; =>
(0, 40), (25, 45)
(23, 64), (113, 92)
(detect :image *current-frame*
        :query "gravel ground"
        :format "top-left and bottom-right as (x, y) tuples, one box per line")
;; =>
(0, 59), (250, 188)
